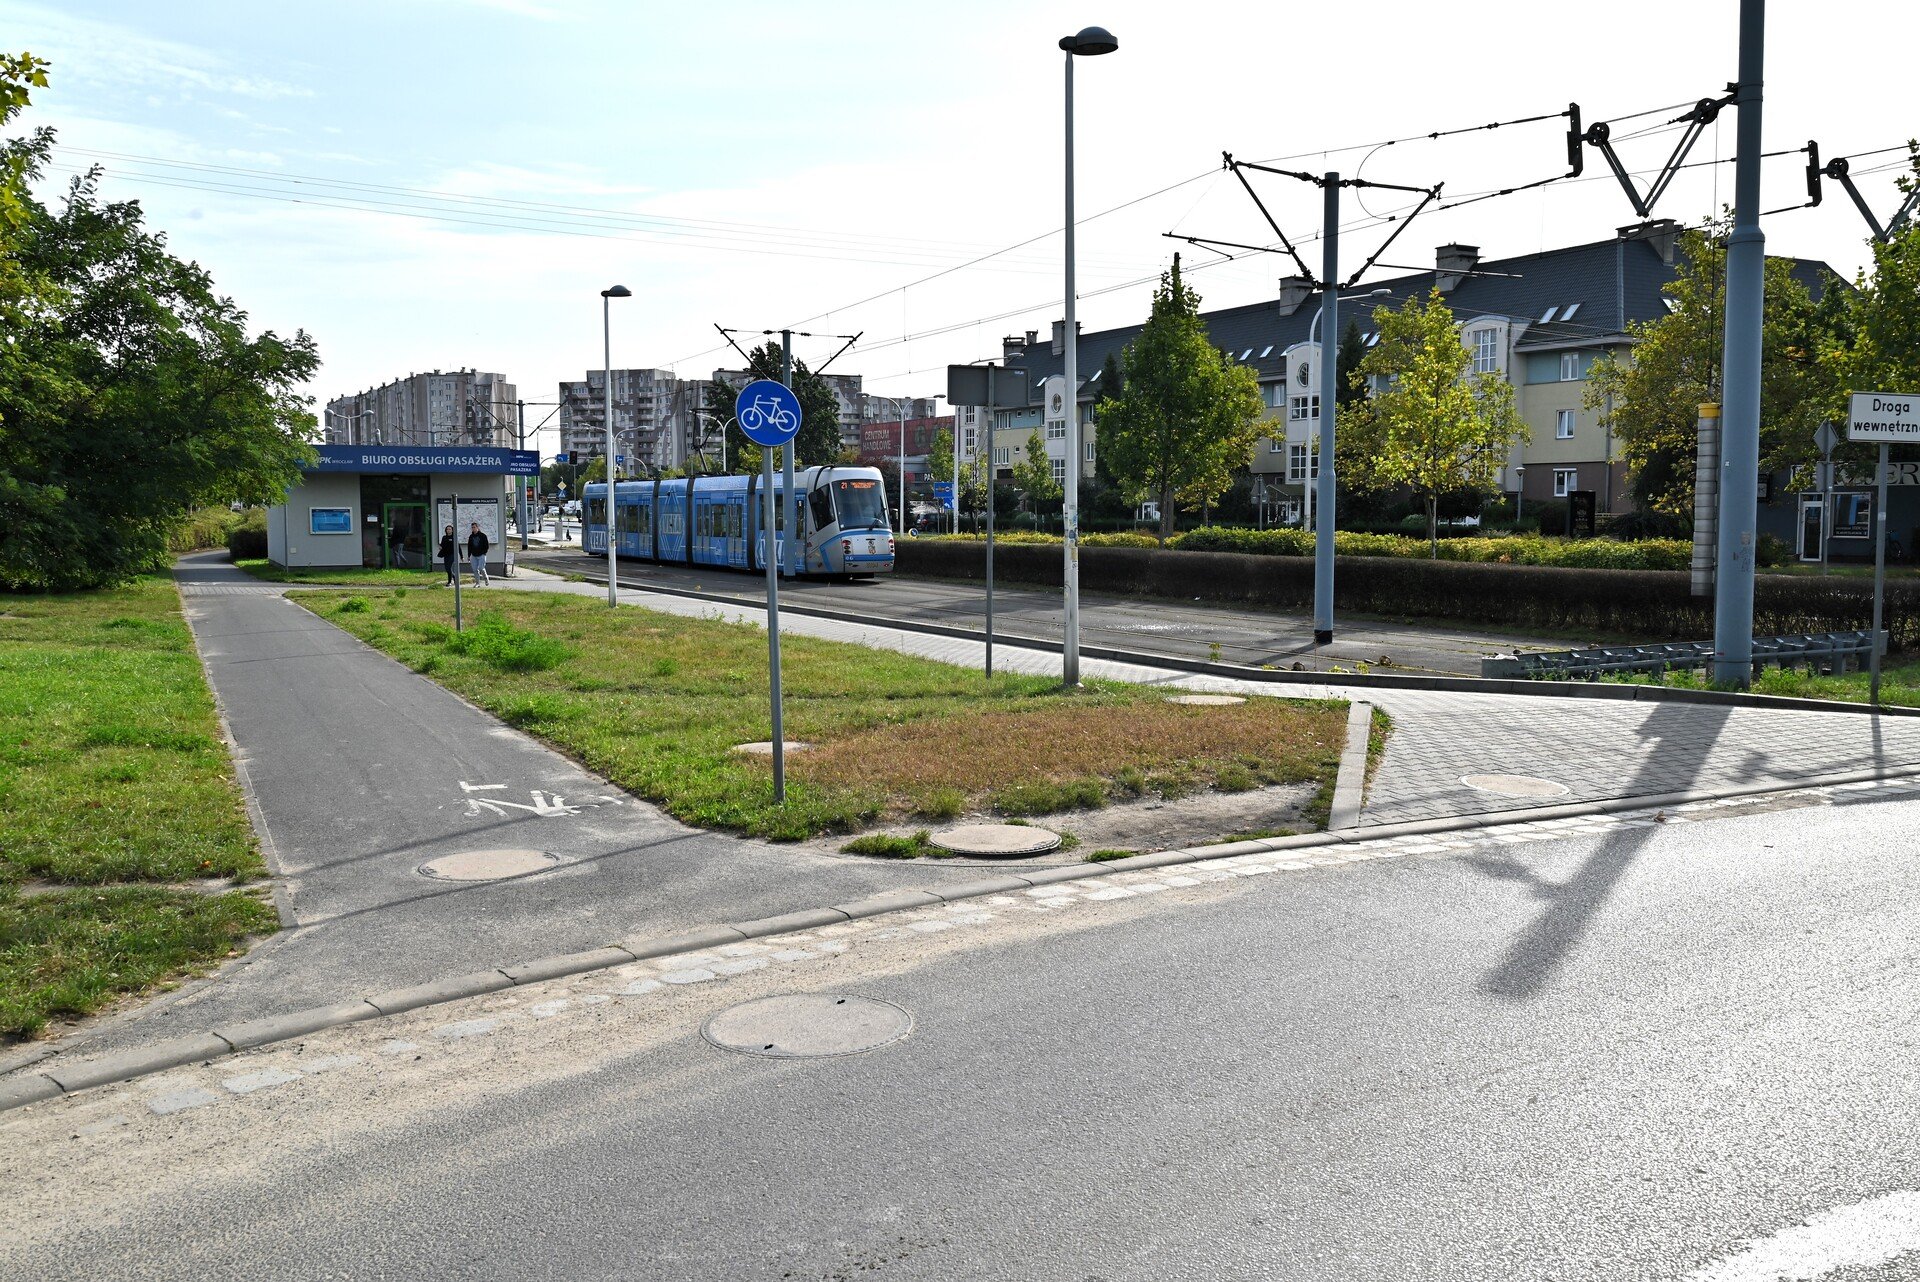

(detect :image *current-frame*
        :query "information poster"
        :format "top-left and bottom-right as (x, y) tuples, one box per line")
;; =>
(434, 496), (500, 548)
(310, 507), (353, 535)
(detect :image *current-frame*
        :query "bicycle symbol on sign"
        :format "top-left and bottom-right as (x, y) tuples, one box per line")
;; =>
(738, 396), (797, 435)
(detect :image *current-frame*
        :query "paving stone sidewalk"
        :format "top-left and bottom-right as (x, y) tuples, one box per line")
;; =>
(387, 563), (1920, 828)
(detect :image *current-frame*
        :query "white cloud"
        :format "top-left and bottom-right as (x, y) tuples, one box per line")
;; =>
(0, 3), (313, 100)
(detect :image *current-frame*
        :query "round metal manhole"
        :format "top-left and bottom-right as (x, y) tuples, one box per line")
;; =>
(928, 823), (1062, 857)
(417, 849), (562, 881)
(702, 993), (912, 1059)
(1166, 693), (1247, 706)
(1459, 774), (1572, 799)
(731, 740), (812, 756)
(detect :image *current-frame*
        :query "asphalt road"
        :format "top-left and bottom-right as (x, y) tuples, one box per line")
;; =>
(521, 544), (1558, 677)
(9, 787), (1916, 1281)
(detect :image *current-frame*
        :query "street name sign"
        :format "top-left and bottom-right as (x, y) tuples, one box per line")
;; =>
(1848, 392), (1920, 443)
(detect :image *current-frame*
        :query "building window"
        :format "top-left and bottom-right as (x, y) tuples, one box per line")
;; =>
(1288, 443), (1319, 483)
(1269, 438), (1285, 453)
(1472, 328), (1498, 373)
(1288, 394), (1320, 422)
(1556, 409), (1575, 440)
(963, 426), (976, 453)
(1085, 439), (1095, 462)
(1559, 352), (1581, 381)
(1262, 383), (1285, 408)
(1553, 467), (1577, 497)
(1046, 416), (1066, 440)
(1050, 457), (1067, 485)
(994, 447), (1010, 466)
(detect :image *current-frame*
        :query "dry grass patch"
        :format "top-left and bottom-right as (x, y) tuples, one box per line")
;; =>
(793, 699), (1346, 817)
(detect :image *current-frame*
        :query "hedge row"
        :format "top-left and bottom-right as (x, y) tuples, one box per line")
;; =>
(924, 527), (1720, 570)
(226, 509), (268, 560)
(896, 540), (1920, 648)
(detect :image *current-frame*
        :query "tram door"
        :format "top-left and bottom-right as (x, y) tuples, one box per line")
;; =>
(1798, 497), (1824, 562)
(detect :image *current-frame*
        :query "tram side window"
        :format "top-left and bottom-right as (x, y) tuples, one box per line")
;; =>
(588, 498), (606, 528)
(809, 487), (834, 530)
(726, 505), (742, 538)
(617, 502), (640, 535)
(636, 504), (652, 536)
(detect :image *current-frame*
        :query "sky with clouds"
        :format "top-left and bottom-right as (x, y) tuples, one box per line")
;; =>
(7, 0), (1917, 455)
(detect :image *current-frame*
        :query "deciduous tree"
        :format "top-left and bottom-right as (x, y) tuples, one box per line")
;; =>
(1343, 287), (1528, 555)
(1096, 257), (1264, 543)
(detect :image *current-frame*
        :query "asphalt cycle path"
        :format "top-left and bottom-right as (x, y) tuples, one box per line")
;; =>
(11, 554), (970, 1070)
(9, 782), (1919, 1280)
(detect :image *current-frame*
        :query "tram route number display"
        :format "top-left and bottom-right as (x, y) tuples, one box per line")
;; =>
(435, 496), (500, 548)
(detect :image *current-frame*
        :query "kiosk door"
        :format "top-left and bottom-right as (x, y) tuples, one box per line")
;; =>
(1798, 497), (1824, 562)
(384, 502), (429, 568)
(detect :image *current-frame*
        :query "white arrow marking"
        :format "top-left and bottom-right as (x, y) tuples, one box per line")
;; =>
(459, 781), (507, 793)
(1681, 1189), (1920, 1282)
(462, 789), (581, 819)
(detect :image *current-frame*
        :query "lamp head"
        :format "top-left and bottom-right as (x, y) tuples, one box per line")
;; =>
(601, 285), (632, 298)
(1059, 25), (1118, 55)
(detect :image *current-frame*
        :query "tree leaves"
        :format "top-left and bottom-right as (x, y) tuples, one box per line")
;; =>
(1095, 257), (1265, 543)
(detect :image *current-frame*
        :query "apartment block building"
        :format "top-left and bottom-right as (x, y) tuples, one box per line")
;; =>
(990, 222), (1837, 522)
(557, 368), (689, 473)
(324, 369), (518, 448)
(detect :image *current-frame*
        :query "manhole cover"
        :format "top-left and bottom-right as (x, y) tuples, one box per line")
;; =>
(929, 823), (1061, 857)
(702, 994), (912, 1059)
(417, 849), (561, 881)
(1459, 774), (1571, 798)
(1166, 693), (1246, 706)
(731, 740), (812, 755)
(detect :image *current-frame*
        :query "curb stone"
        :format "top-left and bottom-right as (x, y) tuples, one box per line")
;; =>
(8, 760), (1920, 1113)
(1327, 700), (1373, 831)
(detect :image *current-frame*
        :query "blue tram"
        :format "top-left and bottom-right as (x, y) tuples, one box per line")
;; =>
(581, 465), (895, 577)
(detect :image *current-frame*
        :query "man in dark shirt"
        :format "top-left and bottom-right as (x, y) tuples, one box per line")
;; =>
(466, 521), (490, 586)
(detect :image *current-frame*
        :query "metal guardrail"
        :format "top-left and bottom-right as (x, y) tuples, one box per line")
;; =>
(1482, 631), (1887, 681)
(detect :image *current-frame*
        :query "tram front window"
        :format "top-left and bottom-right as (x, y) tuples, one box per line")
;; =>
(832, 479), (887, 530)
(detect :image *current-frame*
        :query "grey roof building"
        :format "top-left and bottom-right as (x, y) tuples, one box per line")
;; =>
(991, 219), (1839, 516)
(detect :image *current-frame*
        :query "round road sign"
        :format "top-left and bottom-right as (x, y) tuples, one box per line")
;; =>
(734, 379), (803, 448)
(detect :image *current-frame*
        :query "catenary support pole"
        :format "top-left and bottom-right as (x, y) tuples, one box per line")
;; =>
(781, 330), (796, 577)
(603, 298), (618, 608)
(1873, 441), (1888, 706)
(1313, 174), (1339, 646)
(517, 399), (529, 552)
(1711, 0), (1766, 685)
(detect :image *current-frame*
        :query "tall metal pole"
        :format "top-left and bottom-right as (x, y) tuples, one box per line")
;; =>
(603, 298), (618, 607)
(1313, 175), (1339, 645)
(451, 490), (462, 633)
(898, 400), (907, 535)
(953, 407), (962, 534)
(1872, 441), (1889, 705)
(516, 399), (529, 552)
(781, 330), (796, 576)
(1061, 47), (1082, 686)
(1711, 0), (1767, 685)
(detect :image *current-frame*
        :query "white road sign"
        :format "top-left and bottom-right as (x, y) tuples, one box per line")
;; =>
(1848, 391), (1920, 443)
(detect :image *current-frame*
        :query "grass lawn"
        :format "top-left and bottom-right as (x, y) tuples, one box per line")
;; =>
(0, 578), (277, 1038)
(235, 557), (445, 586)
(292, 588), (1351, 842)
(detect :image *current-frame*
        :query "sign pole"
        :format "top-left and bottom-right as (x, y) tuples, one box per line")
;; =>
(1820, 425), (1834, 576)
(1873, 441), (1888, 706)
(764, 444), (785, 801)
(451, 490), (462, 633)
(736, 377), (803, 805)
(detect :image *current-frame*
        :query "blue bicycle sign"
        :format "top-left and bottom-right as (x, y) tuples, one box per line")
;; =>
(734, 379), (803, 447)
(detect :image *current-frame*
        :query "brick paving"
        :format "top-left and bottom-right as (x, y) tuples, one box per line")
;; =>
(227, 560), (1920, 831)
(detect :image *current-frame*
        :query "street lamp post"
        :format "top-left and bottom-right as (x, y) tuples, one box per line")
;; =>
(600, 285), (631, 608)
(1059, 23), (1118, 688)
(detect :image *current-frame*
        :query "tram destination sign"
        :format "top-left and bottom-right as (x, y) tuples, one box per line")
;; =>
(1848, 391), (1920, 444)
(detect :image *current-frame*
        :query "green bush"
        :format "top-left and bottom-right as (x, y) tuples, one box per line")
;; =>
(443, 611), (573, 672)
(226, 509), (268, 560)
(336, 595), (371, 614)
(167, 508), (242, 554)
(896, 540), (1920, 647)
(1168, 525), (1693, 570)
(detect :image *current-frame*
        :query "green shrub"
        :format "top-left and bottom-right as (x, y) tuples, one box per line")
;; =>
(443, 611), (573, 672)
(226, 509), (268, 560)
(842, 831), (931, 859)
(336, 595), (371, 614)
(895, 540), (1920, 647)
(167, 508), (242, 553)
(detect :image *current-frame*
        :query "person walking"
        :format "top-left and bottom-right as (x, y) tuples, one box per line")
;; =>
(467, 521), (491, 586)
(438, 524), (458, 587)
